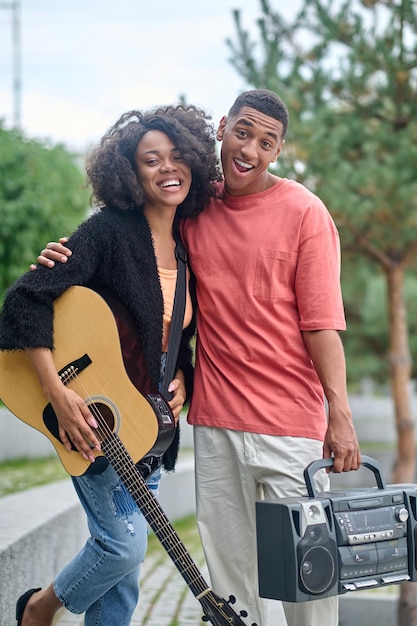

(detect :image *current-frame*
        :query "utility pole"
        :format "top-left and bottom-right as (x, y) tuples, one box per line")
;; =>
(0, 0), (21, 129)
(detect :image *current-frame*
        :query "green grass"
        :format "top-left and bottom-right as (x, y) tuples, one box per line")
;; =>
(0, 456), (68, 497)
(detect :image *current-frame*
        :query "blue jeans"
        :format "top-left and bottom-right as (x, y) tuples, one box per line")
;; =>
(53, 463), (160, 626)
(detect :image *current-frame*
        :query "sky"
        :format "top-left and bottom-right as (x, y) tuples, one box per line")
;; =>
(0, 0), (300, 154)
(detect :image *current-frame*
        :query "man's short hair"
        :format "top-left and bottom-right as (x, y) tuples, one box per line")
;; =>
(228, 89), (289, 139)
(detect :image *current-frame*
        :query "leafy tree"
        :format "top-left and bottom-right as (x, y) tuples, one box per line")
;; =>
(227, 2), (417, 622)
(0, 123), (89, 301)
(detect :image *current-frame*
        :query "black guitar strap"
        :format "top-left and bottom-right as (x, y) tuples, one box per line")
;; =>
(137, 236), (187, 478)
(160, 236), (188, 400)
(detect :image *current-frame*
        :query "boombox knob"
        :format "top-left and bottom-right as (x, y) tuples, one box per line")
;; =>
(396, 506), (409, 523)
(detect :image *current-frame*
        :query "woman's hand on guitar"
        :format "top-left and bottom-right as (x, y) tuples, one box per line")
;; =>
(30, 237), (71, 270)
(50, 386), (101, 463)
(168, 375), (186, 423)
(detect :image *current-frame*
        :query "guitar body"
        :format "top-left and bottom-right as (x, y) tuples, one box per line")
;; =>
(0, 286), (175, 476)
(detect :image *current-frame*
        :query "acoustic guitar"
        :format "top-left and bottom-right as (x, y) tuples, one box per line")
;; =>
(0, 286), (254, 626)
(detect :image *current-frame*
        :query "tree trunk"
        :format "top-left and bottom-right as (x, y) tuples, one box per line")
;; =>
(387, 265), (415, 484)
(385, 264), (417, 626)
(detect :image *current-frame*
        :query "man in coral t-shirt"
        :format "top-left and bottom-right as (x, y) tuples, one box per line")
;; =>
(181, 90), (360, 626)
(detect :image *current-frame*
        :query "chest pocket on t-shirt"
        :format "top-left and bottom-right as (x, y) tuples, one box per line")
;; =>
(253, 247), (297, 299)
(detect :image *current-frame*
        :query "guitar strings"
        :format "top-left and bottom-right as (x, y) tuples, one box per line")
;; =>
(64, 369), (234, 611)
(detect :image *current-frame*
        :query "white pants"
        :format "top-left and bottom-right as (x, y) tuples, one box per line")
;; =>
(194, 426), (338, 626)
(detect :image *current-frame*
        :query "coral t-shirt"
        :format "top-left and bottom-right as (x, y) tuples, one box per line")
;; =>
(181, 179), (346, 441)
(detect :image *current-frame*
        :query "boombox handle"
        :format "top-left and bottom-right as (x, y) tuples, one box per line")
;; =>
(304, 454), (386, 498)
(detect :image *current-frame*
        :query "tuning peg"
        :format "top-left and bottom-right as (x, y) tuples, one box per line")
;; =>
(202, 615), (210, 622)
(227, 594), (236, 604)
(239, 610), (248, 617)
(251, 623), (258, 626)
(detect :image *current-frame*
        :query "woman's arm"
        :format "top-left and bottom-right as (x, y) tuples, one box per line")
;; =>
(27, 348), (101, 463)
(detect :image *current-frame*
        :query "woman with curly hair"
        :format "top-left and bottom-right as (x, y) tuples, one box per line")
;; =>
(0, 104), (221, 626)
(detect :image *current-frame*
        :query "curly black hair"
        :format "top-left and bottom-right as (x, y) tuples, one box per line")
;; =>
(86, 104), (222, 219)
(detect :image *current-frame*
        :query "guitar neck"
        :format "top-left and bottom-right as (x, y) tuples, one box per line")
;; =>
(101, 433), (210, 599)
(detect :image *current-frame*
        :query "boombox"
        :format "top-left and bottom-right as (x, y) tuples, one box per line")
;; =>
(256, 455), (417, 602)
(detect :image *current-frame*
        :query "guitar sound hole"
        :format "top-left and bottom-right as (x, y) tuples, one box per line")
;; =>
(88, 402), (115, 442)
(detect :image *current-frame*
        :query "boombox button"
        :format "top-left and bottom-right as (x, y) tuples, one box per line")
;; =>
(354, 579), (379, 589)
(381, 574), (410, 584)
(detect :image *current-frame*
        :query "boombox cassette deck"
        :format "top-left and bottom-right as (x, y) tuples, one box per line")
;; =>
(256, 455), (417, 602)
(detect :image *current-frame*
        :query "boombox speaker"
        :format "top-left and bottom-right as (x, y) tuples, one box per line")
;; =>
(256, 456), (417, 603)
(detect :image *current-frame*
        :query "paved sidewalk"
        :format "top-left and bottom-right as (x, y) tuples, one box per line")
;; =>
(52, 519), (287, 626)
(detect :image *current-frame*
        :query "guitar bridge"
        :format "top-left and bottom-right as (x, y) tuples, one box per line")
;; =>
(58, 354), (92, 385)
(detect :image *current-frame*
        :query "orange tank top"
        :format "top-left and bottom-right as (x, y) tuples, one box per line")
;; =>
(158, 267), (192, 353)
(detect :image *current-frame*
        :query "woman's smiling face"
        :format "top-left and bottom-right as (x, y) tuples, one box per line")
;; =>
(135, 130), (192, 210)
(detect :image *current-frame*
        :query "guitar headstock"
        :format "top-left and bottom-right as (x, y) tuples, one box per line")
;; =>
(199, 591), (257, 626)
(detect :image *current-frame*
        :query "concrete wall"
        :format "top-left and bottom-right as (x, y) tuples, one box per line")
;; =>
(0, 481), (87, 626)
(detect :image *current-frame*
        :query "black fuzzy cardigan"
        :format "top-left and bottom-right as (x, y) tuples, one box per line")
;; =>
(0, 207), (196, 471)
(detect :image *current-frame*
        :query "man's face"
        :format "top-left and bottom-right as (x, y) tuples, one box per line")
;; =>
(217, 105), (285, 197)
